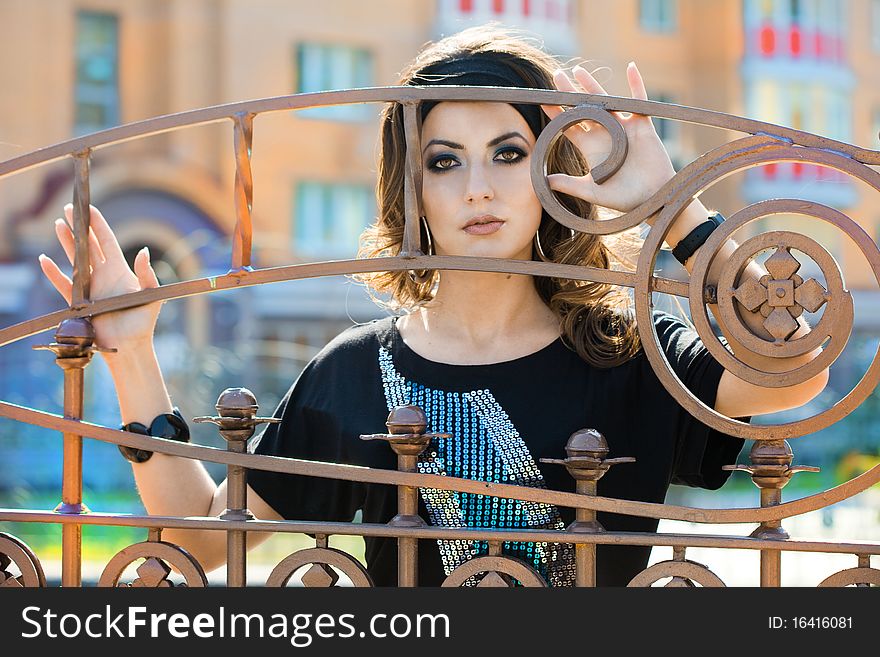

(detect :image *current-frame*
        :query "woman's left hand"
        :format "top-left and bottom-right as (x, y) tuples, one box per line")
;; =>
(542, 62), (676, 214)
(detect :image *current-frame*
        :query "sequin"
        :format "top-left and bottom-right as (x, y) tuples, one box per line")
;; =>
(378, 346), (576, 587)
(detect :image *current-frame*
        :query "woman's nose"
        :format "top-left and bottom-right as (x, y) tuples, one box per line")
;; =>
(464, 164), (494, 203)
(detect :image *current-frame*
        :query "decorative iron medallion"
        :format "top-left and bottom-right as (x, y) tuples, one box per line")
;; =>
(637, 197), (880, 440)
(98, 541), (208, 587)
(695, 230), (851, 388)
(627, 559), (726, 587)
(441, 555), (548, 587)
(817, 567), (880, 587)
(0, 532), (46, 587)
(265, 547), (373, 587)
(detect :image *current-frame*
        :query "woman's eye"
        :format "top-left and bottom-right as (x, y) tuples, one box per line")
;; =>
(494, 147), (526, 164)
(427, 155), (459, 171)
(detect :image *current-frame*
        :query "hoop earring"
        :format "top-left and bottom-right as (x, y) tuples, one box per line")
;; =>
(408, 216), (434, 284)
(533, 230), (551, 262)
(534, 228), (578, 262)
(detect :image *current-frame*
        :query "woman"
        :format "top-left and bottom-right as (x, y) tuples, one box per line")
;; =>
(38, 26), (828, 586)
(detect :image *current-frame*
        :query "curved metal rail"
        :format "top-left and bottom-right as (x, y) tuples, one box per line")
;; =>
(2, 85), (879, 588)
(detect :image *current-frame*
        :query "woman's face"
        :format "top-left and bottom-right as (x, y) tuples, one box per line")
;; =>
(420, 101), (543, 261)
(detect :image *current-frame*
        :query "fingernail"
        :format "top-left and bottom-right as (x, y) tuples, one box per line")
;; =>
(38, 253), (46, 261)
(628, 61), (636, 68)
(63, 203), (72, 211)
(143, 246), (150, 263)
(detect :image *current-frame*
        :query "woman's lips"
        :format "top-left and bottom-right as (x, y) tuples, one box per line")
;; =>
(463, 218), (504, 235)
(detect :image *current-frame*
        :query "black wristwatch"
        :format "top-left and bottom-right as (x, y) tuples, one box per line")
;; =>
(672, 211), (725, 265)
(119, 407), (190, 463)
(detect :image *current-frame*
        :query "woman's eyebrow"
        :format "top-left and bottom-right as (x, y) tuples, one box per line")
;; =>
(423, 139), (464, 153)
(486, 131), (528, 147)
(422, 132), (529, 154)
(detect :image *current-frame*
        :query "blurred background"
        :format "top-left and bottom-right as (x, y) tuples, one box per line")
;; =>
(0, 0), (879, 585)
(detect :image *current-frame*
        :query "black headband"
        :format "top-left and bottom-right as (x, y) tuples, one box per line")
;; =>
(409, 55), (545, 138)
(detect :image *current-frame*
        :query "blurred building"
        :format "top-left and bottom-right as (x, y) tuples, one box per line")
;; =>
(1, 0), (880, 488)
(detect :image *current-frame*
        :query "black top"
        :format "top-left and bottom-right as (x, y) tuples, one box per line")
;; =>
(248, 312), (746, 587)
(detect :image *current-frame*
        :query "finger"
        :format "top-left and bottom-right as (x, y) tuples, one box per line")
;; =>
(54, 218), (77, 266)
(541, 103), (563, 122)
(133, 247), (160, 289)
(571, 65), (609, 96)
(38, 254), (73, 305)
(81, 204), (126, 264)
(547, 172), (599, 204)
(63, 204), (106, 265)
(550, 70), (595, 145)
(626, 61), (649, 101)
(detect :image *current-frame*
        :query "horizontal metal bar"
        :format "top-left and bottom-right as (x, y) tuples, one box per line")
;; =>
(1, 86), (877, 180)
(1, 400), (878, 525)
(0, 257), (660, 349)
(1, 508), (877, 556)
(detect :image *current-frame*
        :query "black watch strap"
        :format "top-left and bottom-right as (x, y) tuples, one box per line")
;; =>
(119, 407), (190, 463)
(672, 212), (724, 265)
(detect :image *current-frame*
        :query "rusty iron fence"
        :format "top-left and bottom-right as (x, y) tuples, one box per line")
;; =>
(1, 86), (879, 588)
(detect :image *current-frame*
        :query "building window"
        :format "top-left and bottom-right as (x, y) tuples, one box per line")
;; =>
(293, 182), (374, 256)
(295, 44), (373, 121)
(639, 0), (677, 33)
(74, 12), (119, 134)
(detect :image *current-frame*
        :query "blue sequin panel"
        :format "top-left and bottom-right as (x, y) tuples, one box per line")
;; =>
(379, 346), (575, 587)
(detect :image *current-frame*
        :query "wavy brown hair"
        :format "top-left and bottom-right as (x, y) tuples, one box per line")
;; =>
(356, 26), (641, 367)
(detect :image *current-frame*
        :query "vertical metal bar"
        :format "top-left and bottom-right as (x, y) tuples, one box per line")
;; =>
(401, 101), (423, 257)
(225, 439), (248, 588)
(231, 112), (255, 271)
(60, 365), (85, 587)
(574, 479), (597, 587)
(48, 319), (96, 588)
(199, 389), (275, 588)
(758, 487), (782, 587)
(71, 150), (92, 305)
(397, 452), (419, 587)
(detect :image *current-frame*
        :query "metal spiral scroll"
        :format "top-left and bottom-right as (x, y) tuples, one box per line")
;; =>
(441, 556), (548, 587)
(0, 532), (46, 587)
(265, 547), (373, 587)
(530, 104), (637, 235)
(98, 541), (208, 587)
(627, 559), (726, 588)
(636, 199), (880, 440)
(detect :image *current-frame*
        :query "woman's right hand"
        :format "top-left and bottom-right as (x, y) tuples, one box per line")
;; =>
(38, 203), (163, 351)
